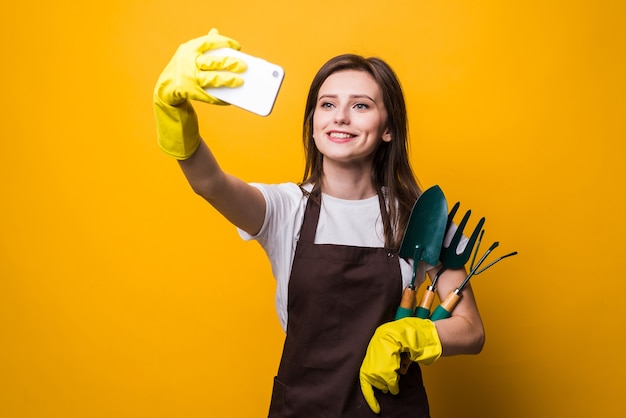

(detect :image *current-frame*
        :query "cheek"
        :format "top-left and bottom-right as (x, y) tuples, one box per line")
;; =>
(374, 116), (389, 137)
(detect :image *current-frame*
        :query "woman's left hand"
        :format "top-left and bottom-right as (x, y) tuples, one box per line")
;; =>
(359, 317), (442, 414)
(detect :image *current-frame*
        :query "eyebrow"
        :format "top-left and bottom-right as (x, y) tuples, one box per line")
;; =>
(318, 94), (377, 102)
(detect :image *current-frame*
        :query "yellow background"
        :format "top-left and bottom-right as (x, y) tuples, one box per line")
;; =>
(1, 1), (625, 417)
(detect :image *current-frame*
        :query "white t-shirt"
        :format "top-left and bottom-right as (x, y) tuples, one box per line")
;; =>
(238, 182), (418, 331)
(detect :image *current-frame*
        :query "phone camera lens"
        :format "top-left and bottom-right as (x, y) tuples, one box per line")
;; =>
(272, 70), (279, 78)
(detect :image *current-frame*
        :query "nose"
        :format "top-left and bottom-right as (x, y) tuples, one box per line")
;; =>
(333, 106), (350, 125)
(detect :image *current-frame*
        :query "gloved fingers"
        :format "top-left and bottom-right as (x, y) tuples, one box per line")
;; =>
(387, 378), (400, 396)
(361, 371), (399, 397)
(204, 28), (242, 51)
(180, 28), (242, 54)
(184, 86), (230, 106)
(375, 369), (400, 395)
(197, 54), (248, 73)
(361, 372), (390, 393)
(196, 71), (244, 89)
(359, 359), (398, 394)
(359, 376), (381, 414)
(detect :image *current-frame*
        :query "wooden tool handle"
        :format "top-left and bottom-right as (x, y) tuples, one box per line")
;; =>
(395, 287), (417, 321)
(399, 287), (416, 311)
(429, 290), (462, 321)
(414, 287), (435, 319)
(440, 291), (461, 312)
(417, 288), (435, 310)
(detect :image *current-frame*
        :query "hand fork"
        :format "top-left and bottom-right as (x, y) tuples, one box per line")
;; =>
(414, 202), (485, 319)
(429, 229), (518, 320)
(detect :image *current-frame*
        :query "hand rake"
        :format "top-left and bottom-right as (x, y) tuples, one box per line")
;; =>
(429, 229), (518, 320)
(414, 202), (485, 319)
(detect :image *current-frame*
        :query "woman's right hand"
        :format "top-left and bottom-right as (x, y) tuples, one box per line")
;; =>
(153, 29), (248, 159)
(155, 28), (248, 107)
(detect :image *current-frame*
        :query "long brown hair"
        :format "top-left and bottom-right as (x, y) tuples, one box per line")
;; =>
(301, 54), (421, 250)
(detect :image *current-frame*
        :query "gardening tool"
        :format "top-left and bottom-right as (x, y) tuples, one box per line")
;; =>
(414, 202), (485, 319)
(430, 230), (518, 321)
(394, 185), (448, 320)
(394, 185), (447, 376)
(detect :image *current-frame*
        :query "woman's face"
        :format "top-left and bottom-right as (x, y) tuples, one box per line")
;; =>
(312, 70), (390, 168)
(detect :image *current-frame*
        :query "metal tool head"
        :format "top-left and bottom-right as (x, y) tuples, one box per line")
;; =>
(442, 203), (485, 269)
(399, 185), (448, 265)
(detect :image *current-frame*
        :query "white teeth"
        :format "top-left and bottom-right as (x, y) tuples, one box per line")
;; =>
(329, 132), (353, 139)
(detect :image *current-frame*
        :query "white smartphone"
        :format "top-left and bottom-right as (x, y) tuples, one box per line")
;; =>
(204, 48), (285, 117)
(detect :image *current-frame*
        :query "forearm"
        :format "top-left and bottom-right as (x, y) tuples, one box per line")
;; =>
(428, 267), (485, 356)
(177, 139), (266, 235)
(434, 309), (485, 356)
(177, 139), (225, 199)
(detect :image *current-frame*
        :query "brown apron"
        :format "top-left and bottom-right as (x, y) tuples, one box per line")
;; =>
(268, 190), (430, 417)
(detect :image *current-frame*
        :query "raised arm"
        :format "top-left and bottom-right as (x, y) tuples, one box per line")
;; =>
(153, 29), (266, 235)
(177, 140), (265, 235)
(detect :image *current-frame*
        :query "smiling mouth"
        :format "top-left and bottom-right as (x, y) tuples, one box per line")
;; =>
(328, 132), (356, 141)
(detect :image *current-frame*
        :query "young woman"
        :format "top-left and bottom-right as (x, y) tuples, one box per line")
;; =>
(154, 29), (485, 417)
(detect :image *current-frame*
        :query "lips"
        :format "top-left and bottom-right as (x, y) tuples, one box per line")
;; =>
(327, 131), (356, 143)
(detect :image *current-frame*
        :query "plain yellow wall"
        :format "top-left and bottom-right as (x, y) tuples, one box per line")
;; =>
(1, 0), (625, 417)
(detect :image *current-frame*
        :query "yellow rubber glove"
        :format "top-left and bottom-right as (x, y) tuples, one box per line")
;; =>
(359, 317), (442, 414)
(153, 29), (248, 159)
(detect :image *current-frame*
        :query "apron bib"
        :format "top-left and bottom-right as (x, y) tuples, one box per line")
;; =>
(268, 190), (430, 417)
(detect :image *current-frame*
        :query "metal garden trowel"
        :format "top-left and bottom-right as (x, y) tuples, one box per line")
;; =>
(394, 185), (448, 320)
